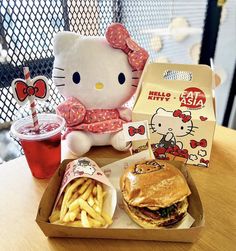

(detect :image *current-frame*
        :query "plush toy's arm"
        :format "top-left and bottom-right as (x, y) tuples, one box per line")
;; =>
(117, 107), (132, 122)
(56, 97), (86, 127)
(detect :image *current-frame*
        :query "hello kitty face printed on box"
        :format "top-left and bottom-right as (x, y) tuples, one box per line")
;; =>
(150, 108), (196, 149)
(151, 108), (194, 137)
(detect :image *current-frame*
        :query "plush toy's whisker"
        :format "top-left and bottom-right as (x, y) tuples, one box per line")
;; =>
(188, 133), (194, 136)
(53, 76), (65, 79)
(188, 125), (198, 129)
(54, 67), (64, 71)
(132, 77), (140, 79)
(132, 84), (138, 88)
(55, 84), (65, 87)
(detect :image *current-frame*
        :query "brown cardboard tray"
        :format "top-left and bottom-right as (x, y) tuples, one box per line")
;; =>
(36, 159), (204, 243)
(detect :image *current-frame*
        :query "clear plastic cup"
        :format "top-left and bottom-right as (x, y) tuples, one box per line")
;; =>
(11, 114), (65, 179)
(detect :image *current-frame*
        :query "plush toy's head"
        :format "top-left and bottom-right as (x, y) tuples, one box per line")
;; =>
(53, 24), (148, 109)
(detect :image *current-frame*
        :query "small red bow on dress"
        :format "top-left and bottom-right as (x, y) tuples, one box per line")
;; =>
(173, 109), (191, 123)
(190, 139), (207, 149)
(128, 125), (145, 136)
(106, 23), (149, 71)
(11, 76), (49, 105)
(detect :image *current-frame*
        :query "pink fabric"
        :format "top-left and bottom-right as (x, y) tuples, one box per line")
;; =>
(57, 97), (86, 126)
(105, 23), (148, 71)
(57, 97), (130, 136)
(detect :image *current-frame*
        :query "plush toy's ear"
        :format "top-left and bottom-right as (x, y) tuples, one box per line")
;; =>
(53, 31), (80, 55)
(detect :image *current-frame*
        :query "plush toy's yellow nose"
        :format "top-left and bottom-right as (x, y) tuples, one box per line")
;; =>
(95, 82), (104, 90)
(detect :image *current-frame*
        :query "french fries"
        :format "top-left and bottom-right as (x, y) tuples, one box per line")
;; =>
(60, 178), (85, 220)
(81, 210), (91, 228)
(49, 177), (113, 228)
(97, 184), (103, 213)
(88, 194), (95, 207)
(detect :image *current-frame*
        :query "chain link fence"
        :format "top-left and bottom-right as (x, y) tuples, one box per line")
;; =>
(0, 0), (207, 161)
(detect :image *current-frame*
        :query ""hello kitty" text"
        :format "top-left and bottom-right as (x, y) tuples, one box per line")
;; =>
(148, 91), (171, 101)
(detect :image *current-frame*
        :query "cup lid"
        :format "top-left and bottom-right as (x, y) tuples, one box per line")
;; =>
(10, 113), (65, 140)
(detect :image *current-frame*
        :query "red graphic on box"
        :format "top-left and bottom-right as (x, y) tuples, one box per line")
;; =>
(200, 158), (209, 166)
(180, 87), (206, 109)
(152, 145), (189, 161)
(200, 116), (208, 121)
(190, 139), (207, 149)
(128, 125), (145, 136)
(173, 109), (192, 123)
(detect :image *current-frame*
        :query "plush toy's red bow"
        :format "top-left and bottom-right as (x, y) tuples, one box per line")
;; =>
(173, 109), (191, 123)
(106, 23), (148, 71)
(128, 125), (145, 136)
(190, 139), (207, 149)
(14, 79), (47, 102)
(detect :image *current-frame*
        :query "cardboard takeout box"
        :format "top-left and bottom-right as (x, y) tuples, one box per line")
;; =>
(36, 151), (204, 242)
(132, 63), (216, 167)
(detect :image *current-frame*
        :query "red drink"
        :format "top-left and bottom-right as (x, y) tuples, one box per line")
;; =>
(11, 114), (65, 179)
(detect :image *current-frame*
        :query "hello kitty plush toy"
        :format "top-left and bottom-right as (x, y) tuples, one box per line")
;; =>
(53, 23), (148, 156)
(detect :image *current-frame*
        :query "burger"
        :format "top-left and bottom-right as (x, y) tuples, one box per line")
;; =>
(120, 159), (191, 228)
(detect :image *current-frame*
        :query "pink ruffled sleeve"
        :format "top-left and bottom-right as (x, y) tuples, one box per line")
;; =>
(56, 97), (86, 127)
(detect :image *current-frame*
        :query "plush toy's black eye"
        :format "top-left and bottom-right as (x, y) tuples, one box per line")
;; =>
(72, 72), (80, 84)
(181, 126), (184, 130)
(158, 123), (161, 127)
(118, 72), (126, 85)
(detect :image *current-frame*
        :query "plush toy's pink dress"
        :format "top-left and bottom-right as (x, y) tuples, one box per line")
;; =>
(57, 97), (129, 137)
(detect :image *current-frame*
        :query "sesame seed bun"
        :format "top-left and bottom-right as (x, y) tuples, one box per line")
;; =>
(120, 159), (191, 228)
